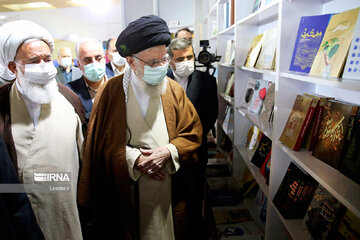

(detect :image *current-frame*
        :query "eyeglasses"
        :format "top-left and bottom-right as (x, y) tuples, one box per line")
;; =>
(133, 54), (170, 68)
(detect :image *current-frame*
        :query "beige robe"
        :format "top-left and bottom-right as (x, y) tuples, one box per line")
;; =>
(126, 83), (180, 240)
(10, 84), (83, 240)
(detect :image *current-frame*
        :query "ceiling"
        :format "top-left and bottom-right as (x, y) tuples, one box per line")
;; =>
(0, 0), (120, 12)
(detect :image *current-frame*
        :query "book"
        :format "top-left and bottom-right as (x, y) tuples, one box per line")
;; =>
(224, 39), (235, 65)
(343, 10), (360, 80)
(279, 95), (319, 151)
(302, 93), (335, 151)
(259, 149), (271, 184)
(328, 209), (360, 240)
(289, 14), (332, 73)
(223, 106), (234, 135)
(312, 100), (358, 169)
(339, 106), (360, 184)
(254, 188), (268, 222)
(252, 0), (262, 13)
(309, 7), (360, 77)
(255, 28), (277, 70)
(230, 0), (235, 26)
(224, 72), (235, 96)
(239, 77), (257, 109)
(217, 221), (263, 239)
(250, 133), (272, 168)
(246, 126), (262, 151)
(212, 205), (252, 225)
(260, 82), (275, 122)
(302, 185), (345, 240)
(244, 34), (264, 68)
(273, 162), (319, 219)
(212, 19), (218, 36)
(248, 79), (271, 114)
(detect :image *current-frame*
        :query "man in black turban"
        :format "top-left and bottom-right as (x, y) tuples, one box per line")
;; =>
(78, 15), (202, 240)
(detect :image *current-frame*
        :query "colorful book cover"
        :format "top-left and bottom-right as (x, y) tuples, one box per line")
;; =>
(289, 14), (332, 73)
(259, 149), (271, 183)
(246, 126), (262, 151)
(312, 100), (357, 169)
(255, 28), (277, 70)
(212, 206), (252, 225)
(250, 133), (272, 168)
(260, 82), (275, 122)
(302, 185), (345, 240)
(244, 34), (263, 67)
(343, 10), (360, 80)
(217, 221), (263, 239)
(273, 162), (319, 219)
(248, 79), (271, 114)
(279, 95), (319, 151)
(239, 77), (257, 109)
(310, 8), (360, 77)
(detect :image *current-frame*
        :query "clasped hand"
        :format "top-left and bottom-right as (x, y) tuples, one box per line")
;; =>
(135, 146), (171, 181)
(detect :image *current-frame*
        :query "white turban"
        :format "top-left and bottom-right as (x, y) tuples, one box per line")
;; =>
(0, 20), (54, 79)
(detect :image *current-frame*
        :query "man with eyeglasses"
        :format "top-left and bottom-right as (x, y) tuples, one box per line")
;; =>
(167, 37), (218, 239)
(66, 39), (107, 123)
(78, 15), (202, 240)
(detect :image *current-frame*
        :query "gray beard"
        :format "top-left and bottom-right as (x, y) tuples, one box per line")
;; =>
(19, 77), (57, 104)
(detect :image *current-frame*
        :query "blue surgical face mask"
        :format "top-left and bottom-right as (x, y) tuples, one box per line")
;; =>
(142, 64), (168, 85)
(84, 62), (105, 82)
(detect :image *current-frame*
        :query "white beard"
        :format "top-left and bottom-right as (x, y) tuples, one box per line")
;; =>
(19, 77), (58, 104)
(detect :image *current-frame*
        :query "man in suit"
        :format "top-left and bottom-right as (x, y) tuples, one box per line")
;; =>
(105, 37), (126, 79)
(167, 37), (218, 239)
(66, 39), (107, 123)
(55, 47), (83, 84)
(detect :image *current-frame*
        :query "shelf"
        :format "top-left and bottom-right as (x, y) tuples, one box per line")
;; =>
(236, 107), (273, 140)
(238, 65), (277, 76)
(278, 142), (360, 219)
(209, 34), (217, 40)
(204, 1), (218, 22)
(235, 145), (269, 198)
(281, 72), (360, 92)
(220, 92), (235, 105)
(218, 24), (235, 35)
(218, 63), (235, 68)
(270, 200), (307, 240)
(236, 0), (279, 26)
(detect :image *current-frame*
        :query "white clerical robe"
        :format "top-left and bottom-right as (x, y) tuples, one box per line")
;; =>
(126, 83), (180, 240)
(10, 83), (83, 240)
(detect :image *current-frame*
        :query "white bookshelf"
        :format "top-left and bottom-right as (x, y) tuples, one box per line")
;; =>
(195, 0), (360, 239)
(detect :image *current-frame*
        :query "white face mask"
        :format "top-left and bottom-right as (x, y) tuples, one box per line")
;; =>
(60, 57), (72, 68)
(111, 52), (126, 66)
(17, 61), (57, 85)
(174, 60), (194, 78)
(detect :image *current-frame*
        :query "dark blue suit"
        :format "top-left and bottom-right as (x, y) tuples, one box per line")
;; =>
(66, 76), (93, 123)
(167, 69), (218, 240)
(105, 62), (114, 79)
(0, 133), (45, 240)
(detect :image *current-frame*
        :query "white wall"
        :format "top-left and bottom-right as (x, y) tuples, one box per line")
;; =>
(124, 0), (154, 26)
(158, 0), (194, 27)
(0, 4), (125, 42)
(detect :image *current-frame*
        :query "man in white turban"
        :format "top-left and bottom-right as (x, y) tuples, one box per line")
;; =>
(0, 20), (85, 240)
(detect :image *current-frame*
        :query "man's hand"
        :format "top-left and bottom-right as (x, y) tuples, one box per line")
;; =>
(135, 147), (171, 181)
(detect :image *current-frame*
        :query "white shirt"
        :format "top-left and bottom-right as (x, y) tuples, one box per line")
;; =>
(15, 80), (41, 127)
(111, 61), (125, 76)
(172, 70), (189, 91)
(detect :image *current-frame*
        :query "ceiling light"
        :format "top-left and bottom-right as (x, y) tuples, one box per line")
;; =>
(3, 2), (54, 11)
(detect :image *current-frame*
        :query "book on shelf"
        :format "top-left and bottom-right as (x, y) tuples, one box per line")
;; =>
(224, 71), (235, 97)
(343, 9), (360, 80)
(250, 133), (272, 169)
(339, 105), (360, 184)
(328, 209), (360, 240)
(309, 7), (360, 78)
(239, 77), (257, 109)
(253, 0), (263, 13)
(248, 79), (272, 114)
(224, 39), (235, 65)
(244, 33), (264, 68)
(217, 221), (263, 240)
(212, 205), (252, 225)
(246, 126), (262, 151)
(302, 93), (335, 151)
(223, 106), (234, 135)
(312, 100), (359, 169)
(302, 185), (345, 240)
(255, 28), (277, 70)
(259, 149), (271, 184)
(289, 13), (332, 73)
(230, 0), (235, 26)
(254, 188), (268, 223)
(279, 94), (319, 151)
(273, 162), (319, 219)
(211, 19), (218, 36)
(260, 82), (275, 122)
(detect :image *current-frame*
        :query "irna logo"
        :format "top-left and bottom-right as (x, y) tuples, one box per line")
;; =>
(34, 172), (71, 182)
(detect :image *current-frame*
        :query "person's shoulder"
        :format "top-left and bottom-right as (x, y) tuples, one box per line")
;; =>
(66, 76), (84, 89)
(193, 70), (215, 80)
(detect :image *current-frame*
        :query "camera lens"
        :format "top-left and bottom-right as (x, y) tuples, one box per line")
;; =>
(198, 51), (211, 65)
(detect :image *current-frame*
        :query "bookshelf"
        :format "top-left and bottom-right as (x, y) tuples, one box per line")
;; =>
(195, 0), (360, 239)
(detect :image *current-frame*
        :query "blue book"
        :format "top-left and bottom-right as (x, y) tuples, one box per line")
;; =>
(289, 14), (332, 73)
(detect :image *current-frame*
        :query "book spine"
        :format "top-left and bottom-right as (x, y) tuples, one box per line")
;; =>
(293, 99), (319, 151)
(309, 98), (326, 151)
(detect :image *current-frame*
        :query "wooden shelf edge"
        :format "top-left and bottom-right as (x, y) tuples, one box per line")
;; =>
(277, 142), (360, 219)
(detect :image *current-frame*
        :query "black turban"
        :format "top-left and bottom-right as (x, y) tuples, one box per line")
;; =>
(116, 14), (171, 57)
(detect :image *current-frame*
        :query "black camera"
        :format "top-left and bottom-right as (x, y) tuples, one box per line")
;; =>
(196, 40), (221, 75)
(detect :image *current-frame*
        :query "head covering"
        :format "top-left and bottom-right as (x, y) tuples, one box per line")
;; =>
(0, 20), (54, 79)
(116, 15), (171, 57)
